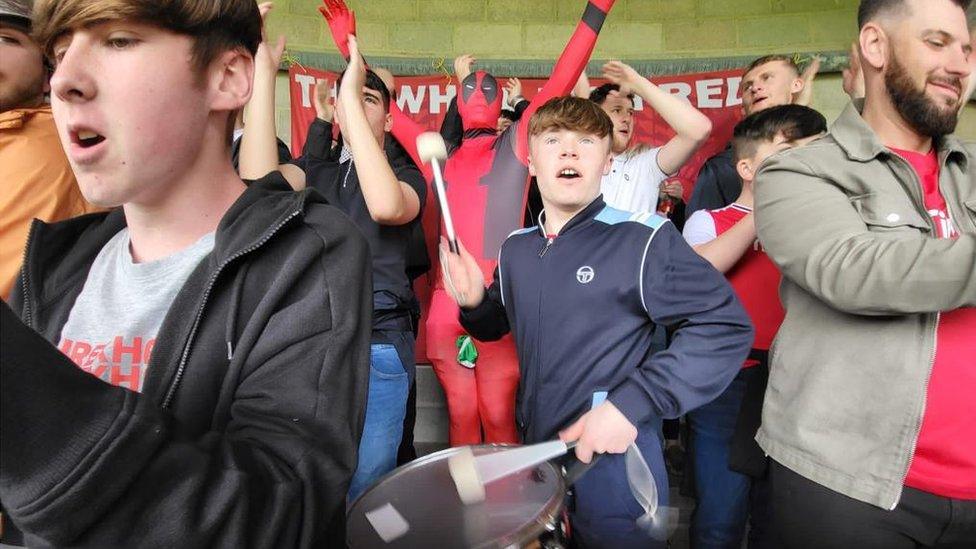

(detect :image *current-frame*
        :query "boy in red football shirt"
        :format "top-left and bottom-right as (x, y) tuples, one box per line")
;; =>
(682, 104), (826, 549)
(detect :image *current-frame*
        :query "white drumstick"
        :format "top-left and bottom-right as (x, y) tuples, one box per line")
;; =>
(416, 132), (459, 254)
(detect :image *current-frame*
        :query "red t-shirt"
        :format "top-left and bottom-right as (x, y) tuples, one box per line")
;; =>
(683, 204), (785, 367)
(892, 147), (976, 500)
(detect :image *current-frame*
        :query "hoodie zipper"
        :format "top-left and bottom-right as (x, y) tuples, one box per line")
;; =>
(528, 235), (554, 438)
(161, 210), (301, 409)
(538, 236), (554, 258)
(20, 221), (39, 329)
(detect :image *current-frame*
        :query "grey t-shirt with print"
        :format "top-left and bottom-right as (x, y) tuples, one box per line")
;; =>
(58, 228), (215, 392)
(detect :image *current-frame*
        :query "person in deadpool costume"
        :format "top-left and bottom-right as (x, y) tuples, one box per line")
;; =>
(321, 0), (616, 446)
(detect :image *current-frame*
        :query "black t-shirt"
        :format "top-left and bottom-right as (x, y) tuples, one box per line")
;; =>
(300, 120), (427, 324)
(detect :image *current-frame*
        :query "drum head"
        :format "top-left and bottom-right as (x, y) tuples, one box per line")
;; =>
(347, 445), (566, 548)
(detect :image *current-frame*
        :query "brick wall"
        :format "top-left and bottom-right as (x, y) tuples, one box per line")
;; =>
(268, 0), (862, 59)
(265, 0), (975, 142)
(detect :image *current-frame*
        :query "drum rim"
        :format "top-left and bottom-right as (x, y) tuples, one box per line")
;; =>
(347, 444), (567, 548)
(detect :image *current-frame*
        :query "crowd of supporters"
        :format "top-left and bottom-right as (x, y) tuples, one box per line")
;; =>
(1, 0), (974, 547)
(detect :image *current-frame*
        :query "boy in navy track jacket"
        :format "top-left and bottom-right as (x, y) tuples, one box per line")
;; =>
(440, 96), (753, 548)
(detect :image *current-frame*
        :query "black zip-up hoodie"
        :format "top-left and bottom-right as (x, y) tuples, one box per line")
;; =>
(0, 173), (372, 547)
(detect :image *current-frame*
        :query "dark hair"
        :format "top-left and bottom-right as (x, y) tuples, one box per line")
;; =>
(499, 108), (518, 122)
(337, 68), (392, 111)
(858, 0), (971, 28)
(744, 54), (800, 77)
(588, 83), (635, 106)
(529, 96), (613, 140)
(732, 104), (827, 161)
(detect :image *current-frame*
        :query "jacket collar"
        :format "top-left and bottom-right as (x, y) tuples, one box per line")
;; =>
(536, 195), (606, 237)
(25, 172), (312, 306)
(832, 99), (969, 169)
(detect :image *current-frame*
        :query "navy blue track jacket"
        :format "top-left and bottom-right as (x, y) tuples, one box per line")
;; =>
(460, 196), (753, 443)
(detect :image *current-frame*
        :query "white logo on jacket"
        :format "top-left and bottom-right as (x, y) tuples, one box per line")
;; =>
(576, 266), (595, 284)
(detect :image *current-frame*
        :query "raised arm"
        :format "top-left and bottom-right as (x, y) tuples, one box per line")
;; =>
(793, 55), (821, 107)
(515, 0), (617, 162)
(319, 0), (431, 179)
(603, 60), (712, 176)
(239, 4), (292, 182)
(338, 36), (420, 226)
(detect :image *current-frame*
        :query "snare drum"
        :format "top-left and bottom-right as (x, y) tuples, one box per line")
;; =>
(347, 445), (566, 548)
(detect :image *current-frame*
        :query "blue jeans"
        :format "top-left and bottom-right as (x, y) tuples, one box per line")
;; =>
(688, 370), (751, 549)
(571, 421), (670, 549)
(348, 336), (414, 502)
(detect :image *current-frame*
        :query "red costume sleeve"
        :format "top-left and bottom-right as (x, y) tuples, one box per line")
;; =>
(319, 0), (355, 60)
(515, 0), (616, 163)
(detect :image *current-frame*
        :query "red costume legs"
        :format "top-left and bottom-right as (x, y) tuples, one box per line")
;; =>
(427, 289), (520, 446)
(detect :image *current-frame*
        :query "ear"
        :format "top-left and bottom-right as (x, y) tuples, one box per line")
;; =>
(790, 77), (804, 95)
(735, 158), (754, 183)
(208, 49), (254, 113)
(602, 148), (613, 176)
(384, 111), (393, 133)
(527, 147), (537, 177)
(859, 23), (888, 71)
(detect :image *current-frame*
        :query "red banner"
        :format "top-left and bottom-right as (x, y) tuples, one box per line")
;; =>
(288, 66), (747, 362)
(289, 66), (747, 199)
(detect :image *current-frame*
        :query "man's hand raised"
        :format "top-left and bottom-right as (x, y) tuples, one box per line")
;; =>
(313, 79), (334, 122)
(602, 60), (641, 97)
(795, 55), (821, 106)
(339, 34), (366, 107)
(454, 54), (476, 84)
(255, 3), (286, 73)
(505, 77), (524, 106)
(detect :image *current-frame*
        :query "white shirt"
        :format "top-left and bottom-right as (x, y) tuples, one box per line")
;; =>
(600, 145), (668, 213)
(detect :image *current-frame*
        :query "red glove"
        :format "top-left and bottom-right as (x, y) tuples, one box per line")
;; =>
(318, 0), (356, 60)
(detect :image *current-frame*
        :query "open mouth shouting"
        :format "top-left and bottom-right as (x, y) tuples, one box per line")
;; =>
(68, 125), (108, 165)
(557, 168), (582, 180)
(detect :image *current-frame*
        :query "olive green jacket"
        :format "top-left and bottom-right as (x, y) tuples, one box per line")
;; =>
(754, 101), (976, 510)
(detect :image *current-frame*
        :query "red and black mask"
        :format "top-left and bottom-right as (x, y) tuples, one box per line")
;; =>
(457, 71), (503, 131)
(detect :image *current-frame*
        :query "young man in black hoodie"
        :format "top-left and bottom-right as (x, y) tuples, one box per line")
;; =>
(0, 0), (371, 546)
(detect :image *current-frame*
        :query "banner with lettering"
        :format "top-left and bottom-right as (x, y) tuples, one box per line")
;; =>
(289, 66), (746, 197)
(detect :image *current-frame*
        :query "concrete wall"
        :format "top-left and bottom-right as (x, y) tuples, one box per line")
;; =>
(268, 0), (861, 59)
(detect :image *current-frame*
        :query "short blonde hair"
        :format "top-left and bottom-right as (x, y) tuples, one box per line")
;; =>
(33, 0), (261, 73)
(528, 96), (613, 142)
